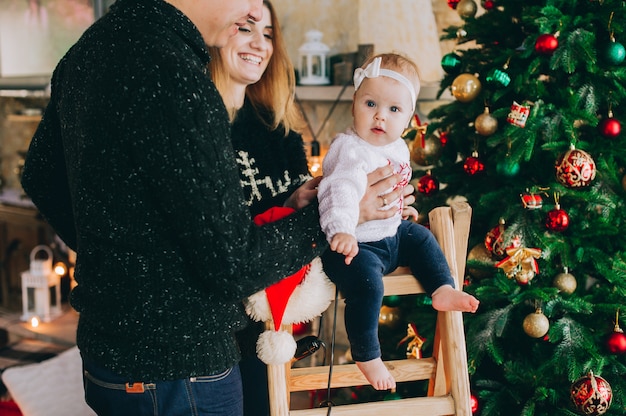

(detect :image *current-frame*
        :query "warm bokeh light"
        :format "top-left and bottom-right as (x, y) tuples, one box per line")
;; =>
(54, 261), (68, 276)
(30, 316), (40, 328)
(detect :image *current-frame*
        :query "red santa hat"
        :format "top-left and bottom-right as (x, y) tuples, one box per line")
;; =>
(244, 207), (334, 365)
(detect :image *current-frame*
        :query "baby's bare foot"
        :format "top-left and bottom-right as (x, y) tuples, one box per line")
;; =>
(356, 358), (396, 390)
(431, 285), (479, 313)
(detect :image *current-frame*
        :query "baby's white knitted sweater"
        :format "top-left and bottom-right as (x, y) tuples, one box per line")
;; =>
(318, 129), (412, 243)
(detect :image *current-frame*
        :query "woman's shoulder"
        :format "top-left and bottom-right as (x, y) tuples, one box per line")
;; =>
(233, 100), (302, 143)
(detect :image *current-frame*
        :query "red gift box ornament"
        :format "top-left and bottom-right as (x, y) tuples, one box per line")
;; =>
(520, 191), (543, 209)
(507, 101), (531, 128)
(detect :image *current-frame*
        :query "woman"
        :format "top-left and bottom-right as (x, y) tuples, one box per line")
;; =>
(208, 2), (414, 413)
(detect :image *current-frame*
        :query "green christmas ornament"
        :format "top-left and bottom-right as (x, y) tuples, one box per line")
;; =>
(383, 295), (401, 307)
(603, 40), (626, 65)
(384, 391), (403, 401)
(496, 157), (520, 177)
(441, 52), (462, 73)
(485, 68), (511, 88)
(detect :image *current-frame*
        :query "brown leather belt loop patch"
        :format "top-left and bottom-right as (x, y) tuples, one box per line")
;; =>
(125, 382), (145, 393)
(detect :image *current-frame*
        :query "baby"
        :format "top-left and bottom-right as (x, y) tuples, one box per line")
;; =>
(318, 53), (479, 391)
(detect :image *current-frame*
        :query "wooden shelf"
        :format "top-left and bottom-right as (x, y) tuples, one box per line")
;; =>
(7, 114), (42, 123)
(295, 82), (451, 102)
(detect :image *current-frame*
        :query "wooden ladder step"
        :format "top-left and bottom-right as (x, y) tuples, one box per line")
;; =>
(382, 272), (425, 296)
(289, 358), (436, 391)
(290, 395), (455, 416)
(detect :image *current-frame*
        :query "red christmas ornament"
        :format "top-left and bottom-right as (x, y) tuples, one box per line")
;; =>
(470, 392), (480, 414)
(570, 371), (613, 416)
(535, 33), (559, 55)
(606, 311), (626, 354)
(606, 330), (626, 355)
(484, 219), (522, 258)
(439, 130), (449, 146)
(481, 0), (494, 10)
(417, 173), (439, 196)
(599, 117), (621, 139)
(292, 321), (310, 336)
(545, 204), (570, 232)
(447, 0), (461, 9)
(555, 146), (596, 188)
(463, 152), (485, 175)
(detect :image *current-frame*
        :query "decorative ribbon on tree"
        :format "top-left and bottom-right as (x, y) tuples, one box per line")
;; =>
(495, 246), (542, 284)
(397, 323), (426, 359)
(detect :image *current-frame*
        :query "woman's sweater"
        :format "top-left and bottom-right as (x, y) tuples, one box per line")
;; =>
(231, 100), (312, 217)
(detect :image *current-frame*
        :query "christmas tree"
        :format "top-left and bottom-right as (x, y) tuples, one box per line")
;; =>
(403, 0), (626, 414)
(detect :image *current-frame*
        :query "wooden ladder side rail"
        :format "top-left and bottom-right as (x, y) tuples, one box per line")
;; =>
(266, 202), (473, 416)
(427, 202), (472, 416)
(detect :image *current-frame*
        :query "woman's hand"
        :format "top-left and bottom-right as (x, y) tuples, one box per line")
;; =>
(402, 205), (419, 221)
(401, 184), (417, 220)
(283, 176), (322, 210)
(358, 166), (416, 224)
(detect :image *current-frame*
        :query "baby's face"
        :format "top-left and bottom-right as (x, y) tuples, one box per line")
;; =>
(352, 76), (414, 147)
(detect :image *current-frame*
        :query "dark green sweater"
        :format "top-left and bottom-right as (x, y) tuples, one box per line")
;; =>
(21, 0), (327, 381)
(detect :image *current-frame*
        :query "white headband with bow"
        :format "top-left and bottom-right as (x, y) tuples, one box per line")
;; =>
(353, 57), (419, 111)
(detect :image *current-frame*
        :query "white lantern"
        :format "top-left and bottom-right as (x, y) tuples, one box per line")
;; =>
(20, 245), (62, 323)
(298, 30), (330, 85)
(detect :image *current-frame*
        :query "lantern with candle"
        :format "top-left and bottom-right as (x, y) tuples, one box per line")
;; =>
(298, 30), (330, 85)
(20, 245), (62, 323)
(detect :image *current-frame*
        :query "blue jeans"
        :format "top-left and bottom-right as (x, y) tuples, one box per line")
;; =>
(82, 354), (243, 416)
(321, 220), (454, 362)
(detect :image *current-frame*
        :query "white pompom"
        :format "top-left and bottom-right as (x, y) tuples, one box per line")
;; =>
(256, 330), (297, 365)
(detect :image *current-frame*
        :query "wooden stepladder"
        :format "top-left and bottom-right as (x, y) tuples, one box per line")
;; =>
(266, 201), (473, 416)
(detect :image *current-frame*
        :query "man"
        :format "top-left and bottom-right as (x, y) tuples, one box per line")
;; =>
(20, 0), (329, 414)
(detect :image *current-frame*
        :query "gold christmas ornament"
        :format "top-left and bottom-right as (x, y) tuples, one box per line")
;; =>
(457, 0), (478, 18)
(553, 271), (577, 294)
(622, 174), (626, 191)
(451, 73), (482, 102)
(475, 107), (498, 136)
(523, 308), (550, 338)
(467, 243), (495, 279)
(410, 134), (444, 166)
(379, 305), (402, 328)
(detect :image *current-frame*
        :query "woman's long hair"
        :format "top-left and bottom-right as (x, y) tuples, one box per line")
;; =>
(209, 0), (303, 134)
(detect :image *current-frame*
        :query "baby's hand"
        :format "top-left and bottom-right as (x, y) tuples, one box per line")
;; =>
(330, 233), (359, 265)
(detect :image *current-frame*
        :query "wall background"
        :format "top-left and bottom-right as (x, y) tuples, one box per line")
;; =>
(0, 0), (477, 189)
(271, 0), (467, 83)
